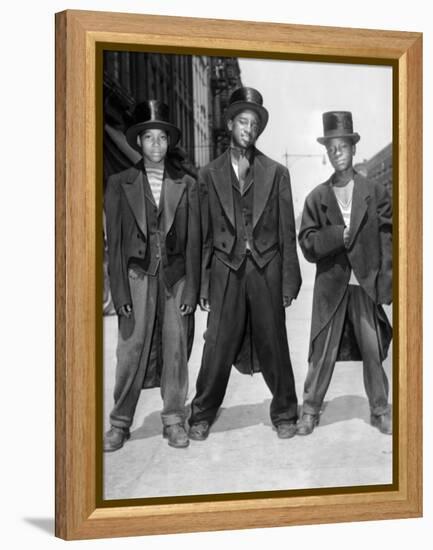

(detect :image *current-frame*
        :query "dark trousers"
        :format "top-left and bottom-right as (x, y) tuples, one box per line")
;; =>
(189, 253), (298, 427)
(302, 285), (390, 416)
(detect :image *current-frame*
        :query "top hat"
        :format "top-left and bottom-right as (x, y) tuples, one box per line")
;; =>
(224, 87), (269, 134)
(125, 100), (181, 152)
(317, 111), (360, 145)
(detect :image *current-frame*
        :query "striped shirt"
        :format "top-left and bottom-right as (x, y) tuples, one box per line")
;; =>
(144, 160), (164, 207)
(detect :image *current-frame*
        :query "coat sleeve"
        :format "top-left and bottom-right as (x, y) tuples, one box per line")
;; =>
(298, 192), (346, 263)
(278, 167), (302, 300)
(375, 183), (393, 304)
(181, 175), (201, 308)
(104, 176), (131, 312)
(198, 169), (213, 301)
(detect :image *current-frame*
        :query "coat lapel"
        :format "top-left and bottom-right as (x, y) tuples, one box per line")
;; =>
(210, 151), (235, 228)
(121, 166), (147, 237)
(253, 151), (276, 228)
(321, 178), (346, 226)
(347, 173), (370, 247)
(163, 171), (186, 235)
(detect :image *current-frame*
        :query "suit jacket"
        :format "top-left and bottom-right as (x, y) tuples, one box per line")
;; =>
(199, 148), (302, 301)
(298, 172), (392, 361)
(104, 160), (200, 313)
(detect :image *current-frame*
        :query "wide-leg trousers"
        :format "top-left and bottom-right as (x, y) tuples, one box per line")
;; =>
(302, 284), (390, 416)
(189, 253), (298, 427)
(109, 265), (190, 429)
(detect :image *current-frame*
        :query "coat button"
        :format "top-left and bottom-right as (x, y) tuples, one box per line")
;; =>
(222, 242), (226, 248)
(221, 226), (226, 232)
(138, 250), (143, 256)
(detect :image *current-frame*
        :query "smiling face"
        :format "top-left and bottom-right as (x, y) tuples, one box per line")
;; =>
(228, 109), (260, 150)
(139, 128), (168, 164)
(325, 137), (356, 173)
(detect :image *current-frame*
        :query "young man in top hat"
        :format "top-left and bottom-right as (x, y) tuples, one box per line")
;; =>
(104, 100), (200, 450)
(188, 87), (302, 441)
(297, 111), (393, 436)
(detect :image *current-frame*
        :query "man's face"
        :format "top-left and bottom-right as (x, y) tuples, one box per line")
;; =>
(228, 110), (260, 149)
(139, 128), (168, 163)
(325, 137), (355, 173)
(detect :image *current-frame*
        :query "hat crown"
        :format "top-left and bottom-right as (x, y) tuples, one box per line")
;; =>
(228, 87), (264, 109)
(125, 99), (181, 152)
(130, 99), (171, 128)
(317, 110), (360, 145)
(322, 111), (354, 135)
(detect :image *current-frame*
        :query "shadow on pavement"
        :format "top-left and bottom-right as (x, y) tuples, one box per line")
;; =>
(131, 401), (276, 439)
(130, 395), (387, 440)
(211, 399), (287, 433)
(320, 395), (370, 426)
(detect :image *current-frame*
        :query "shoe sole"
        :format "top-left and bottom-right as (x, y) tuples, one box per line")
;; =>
(370, 416), (392, 435)
(188, 433), (208, 441)
(163, 429), (190, 448)
(277, 431), (297, 439)
(103, 432), (130, 452)
(296, 417), (319, 436)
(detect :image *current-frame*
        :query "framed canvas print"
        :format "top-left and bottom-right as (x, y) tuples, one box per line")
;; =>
(55, 9), (422, 540)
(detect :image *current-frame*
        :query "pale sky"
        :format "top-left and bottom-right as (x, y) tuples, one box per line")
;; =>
(238, 58), (393, 213)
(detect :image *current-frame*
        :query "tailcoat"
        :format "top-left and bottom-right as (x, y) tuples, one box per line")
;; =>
(189, 148), (302, 427)
(104, 160), (200, 427)
(105, 160), (200, 314)
(298, 172), (392, 362)
(199, 148), (301, 303)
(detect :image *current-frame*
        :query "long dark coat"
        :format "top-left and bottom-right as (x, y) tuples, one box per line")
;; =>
(298, 172), (392, 362)
(199, 148), (302, 374)
(104, 160), (200, 313)
(104, 160), (200, 386)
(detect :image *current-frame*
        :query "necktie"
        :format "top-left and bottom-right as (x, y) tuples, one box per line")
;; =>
(237, 152), (250, 194)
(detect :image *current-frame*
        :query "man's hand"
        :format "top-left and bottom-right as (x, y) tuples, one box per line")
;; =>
(343, 227), (351, 248)
(118, 304), (132, 318)
(283, 296), (293, 308)
(180, 304), (193, 316)
(200, 298), (211, 312)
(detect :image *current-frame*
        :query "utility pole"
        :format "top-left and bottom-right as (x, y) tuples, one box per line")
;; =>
(283, 150), (326, 168)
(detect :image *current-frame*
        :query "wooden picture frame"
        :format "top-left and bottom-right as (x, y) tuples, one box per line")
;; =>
(55, 9), (422, 540)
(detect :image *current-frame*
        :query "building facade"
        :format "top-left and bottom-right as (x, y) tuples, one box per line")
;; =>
(355, 143), (393, 197)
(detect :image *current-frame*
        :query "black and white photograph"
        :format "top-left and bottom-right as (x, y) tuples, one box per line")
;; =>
(102, 50), (394, 501)
(3, 0), (429, 546)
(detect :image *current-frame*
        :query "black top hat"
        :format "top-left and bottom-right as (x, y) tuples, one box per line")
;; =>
(125, 100), (181, 152)
(225, 87), (269, 134)
(317, 111), (360, 145)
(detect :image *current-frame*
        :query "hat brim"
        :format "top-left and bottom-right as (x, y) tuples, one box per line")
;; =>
(317, 133), (360, 145)
(225, 102), (269, 135)
(126, 121), (181, 152)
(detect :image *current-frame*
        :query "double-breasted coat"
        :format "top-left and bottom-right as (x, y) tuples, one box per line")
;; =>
(298, 172), (392, 362)
(104, 159), (200, 390)
(105, 159), (200, 313)
(199, 148), (302, 375)
(199, 148), (301, 304)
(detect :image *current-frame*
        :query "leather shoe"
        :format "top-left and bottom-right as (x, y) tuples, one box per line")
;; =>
(276, 422), (297, 439)
(103, 426), (130, 452)
(371, 412), (392, 435)
(163, 424), (190, 448)
(189, 421), (210, 441)
(296, 413), (319, 436)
